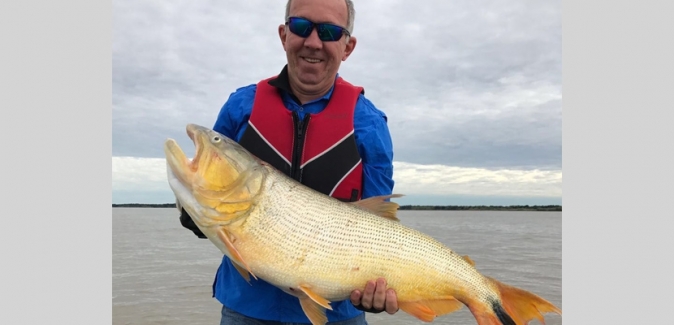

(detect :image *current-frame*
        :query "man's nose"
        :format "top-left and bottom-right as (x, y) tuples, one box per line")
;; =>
(303, 28), (323, 49)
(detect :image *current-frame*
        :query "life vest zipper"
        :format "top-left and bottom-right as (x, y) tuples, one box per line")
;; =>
(291, 111), (311, 181)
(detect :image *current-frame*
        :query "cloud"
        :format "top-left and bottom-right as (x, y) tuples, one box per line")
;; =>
(112, 0), (561, 203)
(392, 162), (562, 197)
(112, 157), (171, 192)
(112, 157), (561, 203)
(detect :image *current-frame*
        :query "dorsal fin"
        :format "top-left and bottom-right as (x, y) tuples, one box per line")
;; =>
(462, 255), (476, 266)
(351, 194), (403, 221)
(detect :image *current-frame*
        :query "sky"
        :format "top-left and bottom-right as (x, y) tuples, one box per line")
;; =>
(112, 0), (562, 206)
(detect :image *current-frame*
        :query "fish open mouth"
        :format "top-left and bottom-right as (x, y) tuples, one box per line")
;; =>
(186, 124), (202, 172)
(164, 124), (209, 182)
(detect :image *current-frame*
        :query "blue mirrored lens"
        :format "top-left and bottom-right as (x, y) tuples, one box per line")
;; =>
(288, 17), (313, 37)
(287, 17), (347, 42)
(316, 24), (344, 41)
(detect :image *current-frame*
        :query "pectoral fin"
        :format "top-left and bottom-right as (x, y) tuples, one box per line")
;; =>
(217, 228), (257, 281)
(298, 296), (328, 325)
(232, 263), (251, 283)
(351, 194), (403, 221)
(398, 296), (463, 322)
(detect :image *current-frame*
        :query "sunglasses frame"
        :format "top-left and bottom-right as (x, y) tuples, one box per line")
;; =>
(285, 16), (351, 42)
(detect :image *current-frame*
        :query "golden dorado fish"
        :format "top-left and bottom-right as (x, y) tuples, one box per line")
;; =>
(164, 124), (561, 325)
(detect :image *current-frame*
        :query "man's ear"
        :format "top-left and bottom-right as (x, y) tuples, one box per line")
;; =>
(342, 36), (357, 61)
(278, 24), (288, 50)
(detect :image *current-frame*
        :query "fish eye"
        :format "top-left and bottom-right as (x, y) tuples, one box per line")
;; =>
(212, 136), (221, 143)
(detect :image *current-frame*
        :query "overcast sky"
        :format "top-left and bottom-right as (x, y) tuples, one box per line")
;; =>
(112, 0), (562, 205)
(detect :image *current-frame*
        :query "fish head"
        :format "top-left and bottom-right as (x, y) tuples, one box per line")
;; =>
(164, 124), (265, 227)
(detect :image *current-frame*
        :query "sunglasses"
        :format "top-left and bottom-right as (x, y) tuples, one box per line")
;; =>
(285, 16), (351, 42)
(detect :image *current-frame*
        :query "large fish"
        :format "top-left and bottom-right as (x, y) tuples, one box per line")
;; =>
(164, 124), (561, 325)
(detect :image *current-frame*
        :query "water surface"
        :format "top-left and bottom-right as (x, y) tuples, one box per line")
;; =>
(113, 208), (562, 325)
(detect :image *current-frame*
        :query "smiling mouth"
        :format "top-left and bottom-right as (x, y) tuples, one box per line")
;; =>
(302, 57), (322, 63)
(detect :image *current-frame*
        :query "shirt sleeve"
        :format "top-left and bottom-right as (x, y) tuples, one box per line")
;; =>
(213, 84), (257, 141)
(353, 95), (395, 199)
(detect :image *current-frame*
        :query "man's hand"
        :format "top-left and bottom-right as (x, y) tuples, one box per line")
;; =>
(350, 278), (399, 314)
(179, 208), (207, 239)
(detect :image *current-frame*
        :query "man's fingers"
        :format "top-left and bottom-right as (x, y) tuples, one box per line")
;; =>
(385, 289), (399, 314)
(350, 290), (362, 306)
(372, 278), (387, 310)
(360, 280), (376, 309)
(354, 278), (398, 313)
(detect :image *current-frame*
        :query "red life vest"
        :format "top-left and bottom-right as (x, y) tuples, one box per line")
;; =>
(239, 76), (364, 201)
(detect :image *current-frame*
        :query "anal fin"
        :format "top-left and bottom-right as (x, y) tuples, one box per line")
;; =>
(399, 296), (463, 322)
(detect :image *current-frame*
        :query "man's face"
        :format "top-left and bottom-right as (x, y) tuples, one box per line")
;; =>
(279, 0), (356, 98)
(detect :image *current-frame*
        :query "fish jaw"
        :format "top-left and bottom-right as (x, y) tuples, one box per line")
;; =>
(164, 137), (193, 187)
(164, 124), (268, 227)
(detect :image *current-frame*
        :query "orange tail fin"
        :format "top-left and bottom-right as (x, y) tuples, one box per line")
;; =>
(468, 277), (561, 325)
(490, 276), (561, 325)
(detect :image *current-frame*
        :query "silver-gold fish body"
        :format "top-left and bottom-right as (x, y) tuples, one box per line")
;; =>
(164, 124), (561, 325)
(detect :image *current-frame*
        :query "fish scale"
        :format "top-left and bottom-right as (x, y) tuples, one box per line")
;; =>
(164, 124), (562, 325)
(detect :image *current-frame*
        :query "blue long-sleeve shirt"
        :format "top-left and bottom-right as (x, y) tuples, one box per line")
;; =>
(211, 72), (394, 323)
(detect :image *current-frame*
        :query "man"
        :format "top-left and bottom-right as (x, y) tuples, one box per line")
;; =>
(180, 0), (398, 323)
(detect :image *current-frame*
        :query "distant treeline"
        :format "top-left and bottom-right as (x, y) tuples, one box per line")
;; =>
(398, 205), (561, 211)
(113, 203), (561, 211)
(113, 203), (176, 208)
